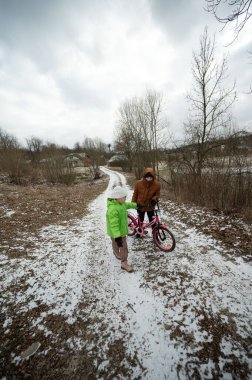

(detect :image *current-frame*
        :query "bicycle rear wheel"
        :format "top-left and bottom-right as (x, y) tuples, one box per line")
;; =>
(153, 226), (175, 252)
(128, 214), (137, 236)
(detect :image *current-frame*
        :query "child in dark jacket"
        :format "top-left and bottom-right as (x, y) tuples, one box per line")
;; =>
(132, 167), (160, 224)
(106, 186), (137, 272)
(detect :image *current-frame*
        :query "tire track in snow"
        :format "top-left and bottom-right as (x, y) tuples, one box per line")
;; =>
(101, 166), (126, 189)
(77, 167), (180, 379)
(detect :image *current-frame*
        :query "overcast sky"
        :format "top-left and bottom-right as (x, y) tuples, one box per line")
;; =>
(0, 0), (251, 148)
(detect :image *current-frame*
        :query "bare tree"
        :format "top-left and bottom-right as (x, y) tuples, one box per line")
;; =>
(0, 128), (28, 183)
(26, 136), (43, 163)
(205, 0), (252, 61)
(115, 99), (143, 177)
(82, 136), (107, 157)
(206, 0), (252, 93)
(93, 137), (108, 155)
(185, 27), (236, 177)
(142, 89), (165, 173)
(206, 0), (252, 37)
(81, 136), (107, 179)
(73, 142), (82, 152)
(82, 137), (96, 153)
(115, 89), (167, 178)
(0, 127), (19, 150)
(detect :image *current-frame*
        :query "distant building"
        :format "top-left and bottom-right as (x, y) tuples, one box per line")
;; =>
(64, 153), (91, 167)
(108, 154), (129, 168)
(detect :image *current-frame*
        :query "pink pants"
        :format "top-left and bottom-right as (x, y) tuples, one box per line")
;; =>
(111, 237), (128, 262)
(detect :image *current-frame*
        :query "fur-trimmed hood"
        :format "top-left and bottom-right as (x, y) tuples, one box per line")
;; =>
(132, 167), (160, 211)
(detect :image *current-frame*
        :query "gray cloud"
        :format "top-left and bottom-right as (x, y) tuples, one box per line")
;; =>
(58, 76), (110, 108)
(0, 0), (107, 71)
(229, 43), (252, 91)
(0, 0), (251, 147)
(148, 0), (218, 42)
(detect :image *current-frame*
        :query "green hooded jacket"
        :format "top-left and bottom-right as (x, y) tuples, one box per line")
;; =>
(106, 199), (137, 238)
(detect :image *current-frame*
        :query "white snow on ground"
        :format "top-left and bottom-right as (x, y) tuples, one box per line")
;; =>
(1, 167), (252, 379)
(0, 208), (15, 218)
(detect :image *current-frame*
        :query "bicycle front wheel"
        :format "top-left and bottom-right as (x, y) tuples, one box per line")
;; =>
(128, 213), (137, 236)
(153, 226), (175, 252)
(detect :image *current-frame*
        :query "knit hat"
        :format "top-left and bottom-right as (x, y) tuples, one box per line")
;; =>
(110, 186), (127, 199)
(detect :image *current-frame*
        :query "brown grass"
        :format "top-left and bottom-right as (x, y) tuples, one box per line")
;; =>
(0, 176), (109, 258)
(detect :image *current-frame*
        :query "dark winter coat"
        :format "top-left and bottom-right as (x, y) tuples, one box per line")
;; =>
(131, 167), (161, 211)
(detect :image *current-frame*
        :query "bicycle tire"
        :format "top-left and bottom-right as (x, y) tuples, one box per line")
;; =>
(128, 213), (137, 236)
(153, 225), (176, 252)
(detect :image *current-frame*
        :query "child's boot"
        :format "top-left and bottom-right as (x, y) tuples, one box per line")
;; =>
(121, 261), (134, 273)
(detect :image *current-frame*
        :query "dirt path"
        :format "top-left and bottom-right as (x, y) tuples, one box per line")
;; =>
(1, 168), (251, 379)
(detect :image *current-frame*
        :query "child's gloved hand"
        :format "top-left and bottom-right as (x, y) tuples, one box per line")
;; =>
(115, 237), (123, 247)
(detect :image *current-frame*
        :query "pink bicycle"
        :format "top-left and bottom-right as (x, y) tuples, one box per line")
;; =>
(127, 202), (176, 252)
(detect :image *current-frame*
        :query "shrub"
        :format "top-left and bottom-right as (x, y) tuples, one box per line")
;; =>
(0, 149), (30, 184)
(41, 158), (76, 185)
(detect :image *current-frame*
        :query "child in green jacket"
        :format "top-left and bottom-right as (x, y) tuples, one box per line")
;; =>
(106, 186), (137, 272)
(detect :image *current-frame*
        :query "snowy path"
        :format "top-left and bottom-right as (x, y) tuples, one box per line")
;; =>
(1, 168), (252, 379)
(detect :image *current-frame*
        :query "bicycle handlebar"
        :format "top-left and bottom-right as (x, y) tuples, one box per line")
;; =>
(137, 200), (160, 211)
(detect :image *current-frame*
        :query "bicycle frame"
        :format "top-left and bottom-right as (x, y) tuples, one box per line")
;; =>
(131, 205), (161, 237)
(128, 202), (176, 252)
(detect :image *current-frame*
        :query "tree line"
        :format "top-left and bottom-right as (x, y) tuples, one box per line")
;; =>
(0, 128), (110, 184)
